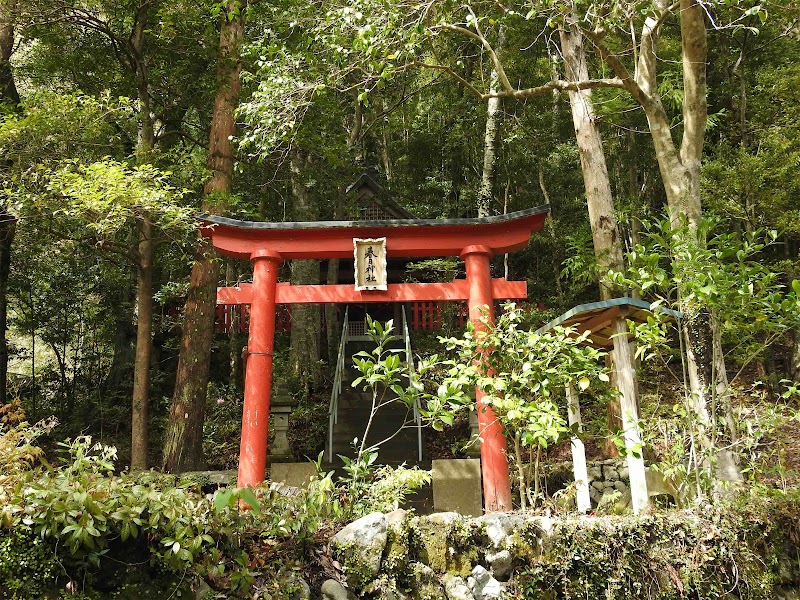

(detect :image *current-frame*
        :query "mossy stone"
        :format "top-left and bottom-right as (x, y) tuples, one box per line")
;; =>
(408, 562), (445, 600)
(413, 513), (477, 577)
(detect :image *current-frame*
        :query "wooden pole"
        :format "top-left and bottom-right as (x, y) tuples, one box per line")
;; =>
(610, 316), (649, 513)
(237, 249), (281, 487)
(566, 384), (591, 513)
(461, 245), (512, 512)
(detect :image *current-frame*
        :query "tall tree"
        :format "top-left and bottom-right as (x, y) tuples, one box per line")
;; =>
(476, 28), (505, 218)
(129, 0), (157, 471)
(0, 0), (18, 406)
(288, 147), (322, 393)
(582, 0), (722, 454)
(163, 0), (247, 472)
(0, 0), (18, 105)
(17, 0), (179, 468)
(559, 12), (647, 507)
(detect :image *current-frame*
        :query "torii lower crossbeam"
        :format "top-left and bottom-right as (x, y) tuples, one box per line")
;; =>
(217, 279), (527, 305)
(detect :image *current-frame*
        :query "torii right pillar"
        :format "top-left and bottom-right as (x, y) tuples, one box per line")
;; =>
(462, 245), (513, 512)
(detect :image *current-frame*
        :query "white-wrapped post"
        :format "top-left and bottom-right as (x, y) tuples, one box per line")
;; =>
(566, 384), (591, 513)
(611, 317), (648, 513)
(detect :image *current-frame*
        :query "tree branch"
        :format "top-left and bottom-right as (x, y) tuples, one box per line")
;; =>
(582, 30), (650, 106)
(434, 21), (515, 94)
(508, 78), (626, 99)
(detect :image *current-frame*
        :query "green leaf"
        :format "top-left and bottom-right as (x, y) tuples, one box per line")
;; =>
(214, 490), (232, 513)
(238, 487), (261, 513)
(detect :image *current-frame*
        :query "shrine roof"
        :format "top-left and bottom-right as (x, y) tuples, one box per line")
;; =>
(200, 206), (550, 260)
(536, 297), (681, 349)
(201, 205), (547, 231)
(345, 168), (416, 220)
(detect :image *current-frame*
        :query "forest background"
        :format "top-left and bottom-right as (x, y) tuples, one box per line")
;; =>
(0, 0), (799, 484)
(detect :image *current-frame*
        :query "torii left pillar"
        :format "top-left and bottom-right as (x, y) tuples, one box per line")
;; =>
(238, 249), (281, 487)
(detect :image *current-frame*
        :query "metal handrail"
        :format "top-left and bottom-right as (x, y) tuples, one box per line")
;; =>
(401, 306), (423, 461)
(327, 307), (349, 462)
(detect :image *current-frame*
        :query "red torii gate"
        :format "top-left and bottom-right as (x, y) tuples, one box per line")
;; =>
(202, 206), (549, 512)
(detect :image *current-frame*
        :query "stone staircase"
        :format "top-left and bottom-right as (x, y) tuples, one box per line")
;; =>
(328, 340), (425, 466)
(325, 338), (434, 514)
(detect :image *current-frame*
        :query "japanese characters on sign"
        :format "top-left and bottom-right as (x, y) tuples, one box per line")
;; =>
(354, 237), (387, 291)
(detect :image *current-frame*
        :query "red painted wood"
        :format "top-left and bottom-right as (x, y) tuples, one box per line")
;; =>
(201, 211), (547, 260)
(217, 279), (526, 306)
(238, 250), (281, 488)
(215, 299), (545, 333)
(461, 245), (512, 513)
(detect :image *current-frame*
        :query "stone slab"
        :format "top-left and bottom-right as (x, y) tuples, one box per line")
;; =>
(269, 462), (318, 488)
(432, 459), (483, 517)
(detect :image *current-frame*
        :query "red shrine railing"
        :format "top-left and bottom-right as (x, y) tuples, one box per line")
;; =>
(214, 304), (291, 334)
(214, 301), (544, 333)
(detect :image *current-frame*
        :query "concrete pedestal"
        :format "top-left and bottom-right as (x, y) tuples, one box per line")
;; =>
(270, 462), (319, 488)
(432, 458), (483, 517)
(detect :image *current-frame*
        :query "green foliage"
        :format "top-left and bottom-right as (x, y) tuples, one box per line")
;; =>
(0, 418), (56, 508)
(49, 159), (195, 237)
(203, 383), (244, 470)
(433, 304), (612, 508)
(404, 257), (459, 282)
(611, 217), (800, 386)
(288, 397), (328, 461)
(0, 528), (60, 598)
(5, 436), (216, 569)
(334, 317), (434, 519)
(350, 316), (422, 459)
(332, 450), (431, 519)
(0, 422), (358, 596)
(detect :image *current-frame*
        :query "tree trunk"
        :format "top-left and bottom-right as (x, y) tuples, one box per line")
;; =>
(104, 287), (136, 394)
(595, 0), (722, 458)
(0, 0), (18, 406)
(288, 148), (321, 394)
(791, 330), (800, 383)
(559, 17), (630, 456)
(559, 22), (624, 299)
(0, 0), (19, 105)
(163, 0), (245, 472)
(226, 260), (243, 391)
(477, 28), (505, 218)
(129, 3), (155, 469)
(130, 216), (153, 469)
(0, 212), (14, 405)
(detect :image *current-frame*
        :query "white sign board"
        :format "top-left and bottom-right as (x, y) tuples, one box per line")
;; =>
(354, 237), (387, 291)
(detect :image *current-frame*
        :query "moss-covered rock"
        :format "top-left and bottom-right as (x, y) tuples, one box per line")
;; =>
(408, 562), (446, 600)
(412, 513), (477, 577)
(331, 512), (389, 590)
(383, 510), (413, 579)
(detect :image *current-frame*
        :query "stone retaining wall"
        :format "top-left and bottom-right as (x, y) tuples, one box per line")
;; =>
(314, 507), (800, 600)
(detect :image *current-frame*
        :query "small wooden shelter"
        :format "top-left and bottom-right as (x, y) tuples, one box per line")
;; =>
(537, 297), (681, 513)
